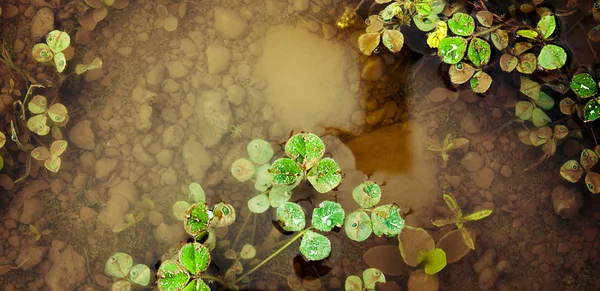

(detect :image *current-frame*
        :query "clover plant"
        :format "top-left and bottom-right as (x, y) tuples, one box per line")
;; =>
(105, 252), (151, 291)
(560, 147), (600, 194)
(157, 243), (212, 291)
(559, 73), (600, 123)
(32, 30), (70, 73)
(345, 268), (386, 291)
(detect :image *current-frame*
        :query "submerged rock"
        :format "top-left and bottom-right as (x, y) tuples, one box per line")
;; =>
(182, 140), (213, 182)
(206, 44), (231, 75)
(31, 8), (54, 41)
(213, 7), (248, 39)
(69, 120), (95, 150)
(461, 152), (484, 172)
(551, 185), (583, 219)
(194, 90), (231, 148)
(45, 246), (86, 291)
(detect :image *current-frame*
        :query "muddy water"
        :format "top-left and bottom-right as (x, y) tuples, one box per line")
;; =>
(2, 0), (600, 290)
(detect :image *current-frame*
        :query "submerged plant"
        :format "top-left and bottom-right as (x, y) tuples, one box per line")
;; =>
(560, 147), (600, 194)
(30, 140), (67, 173)
(426, 133), (469, 168)
(345, 268), (386, 291)
(514, 76), (553, 128)
(560, 72), (600, 123)
(31, 30), (71, 73)
(398, 226), (447, 275)
(26, 94), (69, 137)
(105, 252), (151, 291)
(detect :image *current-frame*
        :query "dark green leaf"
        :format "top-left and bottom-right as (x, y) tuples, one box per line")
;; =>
(311, 201), (345, 232)
(437, 37), (467, 64)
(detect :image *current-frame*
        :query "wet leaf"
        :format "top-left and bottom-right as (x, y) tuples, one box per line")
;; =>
(447, 12), (475, 36)
(105, 252), (133, 278)
(537, 14), (556, 39)
(211, 202), (235, 228)
(46, 30), (70, 53)
(28, 95), (48, 114)
(44, 156), (61, 173)
(27, 114), (50, 135)
(307, 158), (342, 193)
(379, 2), (401, 22)
(344, 210), (373, 242)
(570, 73), (598, 98)
(270, 158), (303, 188)
(112, 223), (129, 233)
(231, 158), (256, 182)
(157, 260), (190, 291)
(184, 203), (211, 238)
(532, 108), (551, 127)
(516, 29), (539, 39)
(371, 204), (405, 237)
(311, 201), (345, 232)
(362, 268), (386, 289)
(586, 172), (600, 193)
(53, 52), (66, 73)
(553, 125), (569, 140)
(415, 3), (431, 16)
(75, 57), (103, 75)
(583, 99), (600, 122)
(398, 226), (435, 267)
(414, 15), (438, 32)
(358, 32), (381, 56)
(112, 280), (131, 291)
(247, 139), (274, 164)
(224, 249), (236, 260)
(32, 43), (54, 62)
(448, 62), (474, 84)
(50, 140), (67, 157)
(499, 54), (517, 72)
(248, 194), (270, 214)
(423, 248), (447, 275)
(516, 53), (537, 74)
(470, 71), (492, 93)
(580, 149), (599, 171)
(594, 2), (600, 22)
(299, 230), (331, 261)
(276, 202), (305, 232)
(179, 243), (210, 275)
(437, 37), (467, 64)
(240, 244), (256, 259)
(436, 228), (475, 263)
(366, 15), (384, 33)
(538, 44), (567, 70)
(345, 275), (362, 291)
(381, 29), (404, 53)
(513, 42), (533, 56)
(254, 164), (272, 192)
(129, 264), (150, 286)
(285, 133), (325, 170)
(182, 279), (210, 291)
(173, 201), (191, 221)
(31, 147), (50, 161)
(47, 103), (68, 124)
(188, 182), (205, 203)
(515, 101), (534, 120)
(518, 130), (533, 145)
(429, 0), (446, 14)
(535, 92), (554, 110)
(490, 29), (508, 50)
(463, 209), (493, 221)
(269, 187), (293, 207)
(589, 25), (600, 42)
(352, 181), (382, 208)
(520, 76), (541, 100)
(467, 37), (491, 67)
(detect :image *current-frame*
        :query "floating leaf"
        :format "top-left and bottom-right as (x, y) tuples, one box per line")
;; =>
(157, 260), (190, 291)
(54, 52), (66, 73)
(366, 15), (384, 33)
(429, 0), (446, 14)
(46, 30), (71, 53)
(585, 172), (600, 193)
(179, 243), (210, 275)
(499, 54), (517, 72)
(184, 203), (211, 238)
(518, 130), (533, 145)
(520, 76), (541, 100)
(583, 99), (600, 122)
(75, 57), (103, 75)
(589, 25), (600, 42)
(517, 53), (537, 74)
(382, 29), (404, 53)
(490, 29), (508, 50)
(173, 201), (191, 221)
(379, 2), (401, 22)
(467, 37), (491, 67)
(269, 187), (293, 207)
(475, 11), (493, 27)
(415, 3), (431, 16)
(240, 244), (256, 259)
(247, 139), (274, 164)
(32, 43), (53, 62)
(516, 29), (539, 39)
(211, 202), (235, 228)
(27, 114), (50, 135)
(358, 33), (381, 56)
(28, 95), (48, 114)
(538, 44), (567, 70)
(276, 202), (305, 232)
(423, 248), (447, 275)
(570, 73), (598, 98)
(248, 194), (270, 214)
(532, 108), (551, 127)
(535, 92), (554, 110)
(414, 15), (438, 32)
(580, 149), (599, 171)
(371, 204), (405, 237)
(299, 230), (331, 261)
(254, 164), (272, 192)
(398, 226), (435, 267)
(47, 103), (68, 124)
(345, 275), (363, 291)
(352, 181), (382, 208)
(231, 158), (256, 182)
(537, 14), (556, 39)
(513, 42), (533, 56)
(270, 158), (303, 188)
(112, 280), (131, 291)
(447, 12), (475, 36)
(470, 71), (492, 93)
(49, 140), (67, 157)
(553, 125), (569, 140)
(363, 268), (386, 290)
(188, 182), (205, 203)
(311, 201), (345, 232)
(44, 156), (61, 173)
(130, 264), (151, 286)
(344, 210), (372, 242)
(105, 252), (133, 278)
(285, 133), (325, 170)
(437, 37), (467, 64)
(448, 62), (474, 84)
(31, 147), (50, 161)
(307, 158), (342, 193)
(182, 279), (210, 291)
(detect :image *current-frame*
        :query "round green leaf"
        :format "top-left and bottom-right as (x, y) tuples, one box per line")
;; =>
(27, 114), (50, 135)
(231, 158), (256, 182)
(515, 101), (533, 120)
(570, 73), (598, 98)
(46, 30), (71, 53)
(247, 139), (274, 164)
(532, 108), (551, 127)
(307, 158), (342, 193)
(211, 202), (236, 228)
(188, 182), (205, 203)
(130, 264), (151, 286)
(413, 14), (438, 32)
(429, 0), (445, 14)
(183, 203), (211, 238)
(54, 52), (66, 73)
(583, 99), (600, 122)
(437, 37), (467, 64)
(173, 201), (191, 221)
(254, 164), (272, 192)
(467, 37), (491, 67)
(537, 14), (556, 39)
(276, 202), (306, 232)
(299, 230), (331, 261)
(105, 252), (133, 278)
(28, 95), (48, 114)
(379, 2), (401, 22)
(371, 204), (405, 237)
(269, 158), (303, 188)
(470, 71), (492, 93)
(344, 210), (373, 242)
(311, 201), (345, 232)
(32, 43), (53, 63)
(345, 275), (363, 291)
(423, 248), (447, 275)
(179, 243), (211, 275)
(363, 268), (386, 290)
(447, 12), (475, 36)
(182, 279), (210, 291)
(415, 3), (431, 16)
(352, 181), (382, 208)
(535, 92), (555, 110)
(538, 44), (567, 70)
(157, 260), (190, 291)
(248, 194), (270, 214)
(285, 133), (325, 170)
(516, 29), (539, 39)
(240, 244), (256, 259)
(269, 187), (293, 207)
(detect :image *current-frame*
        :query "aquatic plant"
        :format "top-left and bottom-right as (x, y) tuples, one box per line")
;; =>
(426, 133), (469, 168)
(30, 140), (68, 173)
(345, 268), (386, 291)
(560, 147), (600, 194)
(31, 31), (71, 73)
(157, 243), (214, 291)
(79, 0), (130, 31)
(105, 252), (151, 291)
(559, 72), (600, 123)
(514, 76), (553, 128)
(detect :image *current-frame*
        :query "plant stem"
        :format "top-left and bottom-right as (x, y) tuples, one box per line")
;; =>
(234, 227), (312, 284)
(473, 24), (504, 37)
(233, 212), (252, 249)
(200, 275), (228, 287)
(353, 0), (367, 12)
